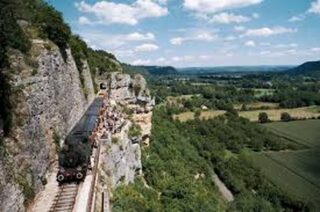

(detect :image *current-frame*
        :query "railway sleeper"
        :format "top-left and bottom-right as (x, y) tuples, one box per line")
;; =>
(53, 205), (73, 209)
(58, 190), (78, 195)
(53, 198), (75, 203)
(53, 199), (75, 205)
(54, 195), (76, 199)
(54, 203), (74, 208)
(58, 189), (78, 194)
(49, 207), (73, 212)
(52, 209), (73, 212)
(50, 205), (73, 211)
(54, 194), (77, 200)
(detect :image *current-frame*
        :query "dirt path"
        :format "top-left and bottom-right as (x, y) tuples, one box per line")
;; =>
(212, 173), (234, 202)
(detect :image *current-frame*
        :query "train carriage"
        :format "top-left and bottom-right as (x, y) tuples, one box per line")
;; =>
(57, 97), (104, 183)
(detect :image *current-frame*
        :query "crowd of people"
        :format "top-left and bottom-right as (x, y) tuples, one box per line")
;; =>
(89, 94), (127, 148)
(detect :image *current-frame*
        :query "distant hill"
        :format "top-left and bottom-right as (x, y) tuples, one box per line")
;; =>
(142, 66), (179, 75)
(178, 66), (293, 75)
(124, 65), (179, 76)
(286, 61), (320, 76)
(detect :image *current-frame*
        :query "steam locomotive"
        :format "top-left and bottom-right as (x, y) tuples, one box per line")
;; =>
(56, 97), (104, 183)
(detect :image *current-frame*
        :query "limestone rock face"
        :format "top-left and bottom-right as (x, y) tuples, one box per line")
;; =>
(101, 73), (154, 187)
(103, 122), (142, 187)
(0, 41), (95, 211)
(95, 73), (154, 211)
(107, 73), (134, 102)
(81, 59), (95, 103)
(107, 72), (155, 108)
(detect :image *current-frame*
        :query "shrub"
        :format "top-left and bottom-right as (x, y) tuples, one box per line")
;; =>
(15, 174), (35, 203)
(53, 131), (60, 152)
(112, 136), (120, 144)
(70, 35), (88, 90)
(128, 123), (142, 138)
(194, 109), (201, 119)
(0, 0), (31, 135)
(258, 112), (269, 123)
(281, 112), (291, 122)
(34, 3), (71, 50)
(133, 84), (142, 96)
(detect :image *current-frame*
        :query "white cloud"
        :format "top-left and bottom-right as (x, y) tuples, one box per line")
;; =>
(224, 35), (236, 41)
(170, 37), (184, 45)
(289, 15), (305, 22)
(125, 32), (155, 41)
(243, 27), (297, 37)
(75, 0), (168, 25)
(259, 49), (300, 58)
(134, 43), (159, 52)
(199, 55), (212, 60)
(156, 57), (166, 63)
(78, 16), (92, 25)
(114, 49), (135, 57)
(311, 47), (320, 52)
(273, 43), (298, 48)
(170, 32), (217, 45)
(183, 0), (263, 14)
(76, 31), (157, 52)
(245, 40), (256, 47)
(131, 59), (152, 65)
(207, 12), (251, 24)
(309, 0), (320, 14)
(172, 56), (195, 62)
(234, 25), (246, 32)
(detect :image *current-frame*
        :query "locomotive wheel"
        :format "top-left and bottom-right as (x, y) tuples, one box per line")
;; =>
(76, 172), (84, 180)
(57, 174), (64, 182)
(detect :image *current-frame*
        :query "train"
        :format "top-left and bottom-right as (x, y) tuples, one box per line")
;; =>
(56, 97), (104, 183)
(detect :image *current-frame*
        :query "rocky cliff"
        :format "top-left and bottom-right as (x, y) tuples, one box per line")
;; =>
(94, 73), (154, 211)
(0, 40), (95, 211)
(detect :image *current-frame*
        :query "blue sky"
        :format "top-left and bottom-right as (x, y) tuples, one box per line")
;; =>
(47, 0), (320, 67)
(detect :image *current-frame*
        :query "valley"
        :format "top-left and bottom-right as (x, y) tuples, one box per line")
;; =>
(1, 0), (320, 211)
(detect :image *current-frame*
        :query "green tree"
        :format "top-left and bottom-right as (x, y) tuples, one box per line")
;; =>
(0, 0), (31, 135)
(258, 112), (269, 123)
(281, 112), (291, 122)
(34, 3), (71, 50)
(194, 109), (201, 119)
(241, 104), (248, 111)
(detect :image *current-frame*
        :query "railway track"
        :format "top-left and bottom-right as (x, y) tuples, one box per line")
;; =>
(49, 183), (79, 212)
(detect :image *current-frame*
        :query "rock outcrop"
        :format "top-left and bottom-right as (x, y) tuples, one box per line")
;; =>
(94, 73), (154, 211)
(107, 72), (155, 108)
(0, 40), (95, 211)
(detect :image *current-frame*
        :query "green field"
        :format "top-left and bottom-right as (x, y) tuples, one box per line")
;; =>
(250, 120), (320, 211)
(265, 120), (320, 148)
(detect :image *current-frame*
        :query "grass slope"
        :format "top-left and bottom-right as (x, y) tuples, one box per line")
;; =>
(265, 120), (320, 148)
(251, 120), (320, 211)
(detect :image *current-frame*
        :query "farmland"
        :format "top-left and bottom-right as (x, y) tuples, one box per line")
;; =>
(265, 120), (320, 148)
(234, 102), (279, 110)
(250, 120), (320, 210)
(173, 106), (320, 122)
(239, 106), (320, 122)
(173, 110), (225, 122)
